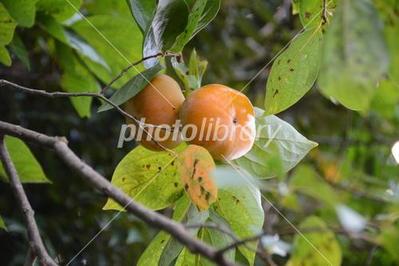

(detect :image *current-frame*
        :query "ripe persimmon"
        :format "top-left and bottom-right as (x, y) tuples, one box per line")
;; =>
(124, 74), (185, 151)
(180, 84), (256, 160)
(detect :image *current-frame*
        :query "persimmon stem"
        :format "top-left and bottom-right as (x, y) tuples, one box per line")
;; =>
(100, 51), (178, 94)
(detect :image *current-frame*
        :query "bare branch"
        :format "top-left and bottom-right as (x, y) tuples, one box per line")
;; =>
(0, 121), (234, 266)
(0, 136), (57, 266)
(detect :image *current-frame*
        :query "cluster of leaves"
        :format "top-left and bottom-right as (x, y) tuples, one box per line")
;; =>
(268, 0), (398, 113)
(1, 0), (399, 265)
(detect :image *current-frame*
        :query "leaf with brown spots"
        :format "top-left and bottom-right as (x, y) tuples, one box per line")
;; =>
(265, 29), (323, 115)
(103, 144), (186, 211)
(177, 145), (218, 210)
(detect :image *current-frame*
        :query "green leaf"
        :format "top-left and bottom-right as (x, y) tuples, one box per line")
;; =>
(40, 16), (109, 70)
(371, 79), (399, 120)
(56, 43), (100, 118)
(175, 229), (214, 266)
(98, 63), (163, 112)
(0, 46), (11, 66)
(0, 215), (5, 230)
(9, 34), (30, 70)
(289, 165), (339, 206)
(84, 0), (131, 17)
(384, 19), (399, 84)
(160, 205), (209, 266)
(318, 0), (389, 111)
(103, 144), (186, 211)
(1, 0), (37, 27)
(137, 195), (191, 266)
(287, 216), (342, 266)
(206, 211), (235, 261)
(298, 0), (336, 28)
(37, 0), (81, 22)
(143, 0), (189, 63)
(378, 225), (399, 262)
(236, 108), (318, 179)
(292, 0), (300, 14)
(265, 29), (323, 114)
(0, 3), (17, 46)
(193, 0), (221, 36)
(213, 167), (264, 265)
(172, 49), (208, 92)
(171, 0), (207, 52)
(71, 14), (143, 87)
(125, 0), (156, 32)
(0, 136), (49, 183)
(175, 216), (233, 266)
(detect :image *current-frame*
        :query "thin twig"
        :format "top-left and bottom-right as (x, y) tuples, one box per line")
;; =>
(0, 79), (174, 154)
(0, 121), (234, 266)
(100, 52), (164, 94)
(187, 223), (271, 264)
(0, 136), (57, 266)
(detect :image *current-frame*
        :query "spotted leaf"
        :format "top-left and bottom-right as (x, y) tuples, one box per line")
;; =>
(177, 145), (217, 210)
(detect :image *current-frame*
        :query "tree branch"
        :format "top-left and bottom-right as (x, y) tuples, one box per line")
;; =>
(0, 136), (57, 266)
(0, 121), (234, 266)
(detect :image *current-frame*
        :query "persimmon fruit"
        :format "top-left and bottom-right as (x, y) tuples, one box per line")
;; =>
(180, 84), (256, 160)
(124, 74), (185, 151)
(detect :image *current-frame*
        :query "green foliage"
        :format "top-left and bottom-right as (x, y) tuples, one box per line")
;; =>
(371, 80), (399, 120)
(265, 29), (323, 114)
(383, 14), (399, 84)
(172, 49), (208, 93)
(0, 45), (10, 65)
(318, 0), (389, 111)
(298, 0), (336, 28)
(171, 0), (213, 52)
(143, 0), (188, 59)
(36, 0), (81, 22)
(9, 34), (30, 69)
(103, 144), (186, 211)
(56, 43), (100, 117)
(71, 14), (143, 87)
(213, 169), (264, 265)
(1, 0), (399, 264)
(143, 0), (220, 62)
(137, 196), (191, 266)
(98, 63), (163, 112)
(125, 0), (156, 33)
(378, 225), (399, 263)
(0, 2), (16, 65)
(289, 165), (339, 207)
(1, 0), (37, 27)
(237, 108), (318, 178)
(0, 215), (6, 230)
(287, 216), (342, 266)
(161, 205), (209, 266)
(0, 136), (49, 183)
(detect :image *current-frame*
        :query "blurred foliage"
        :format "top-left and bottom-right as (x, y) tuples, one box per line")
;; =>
(0, 0), (399, 265)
